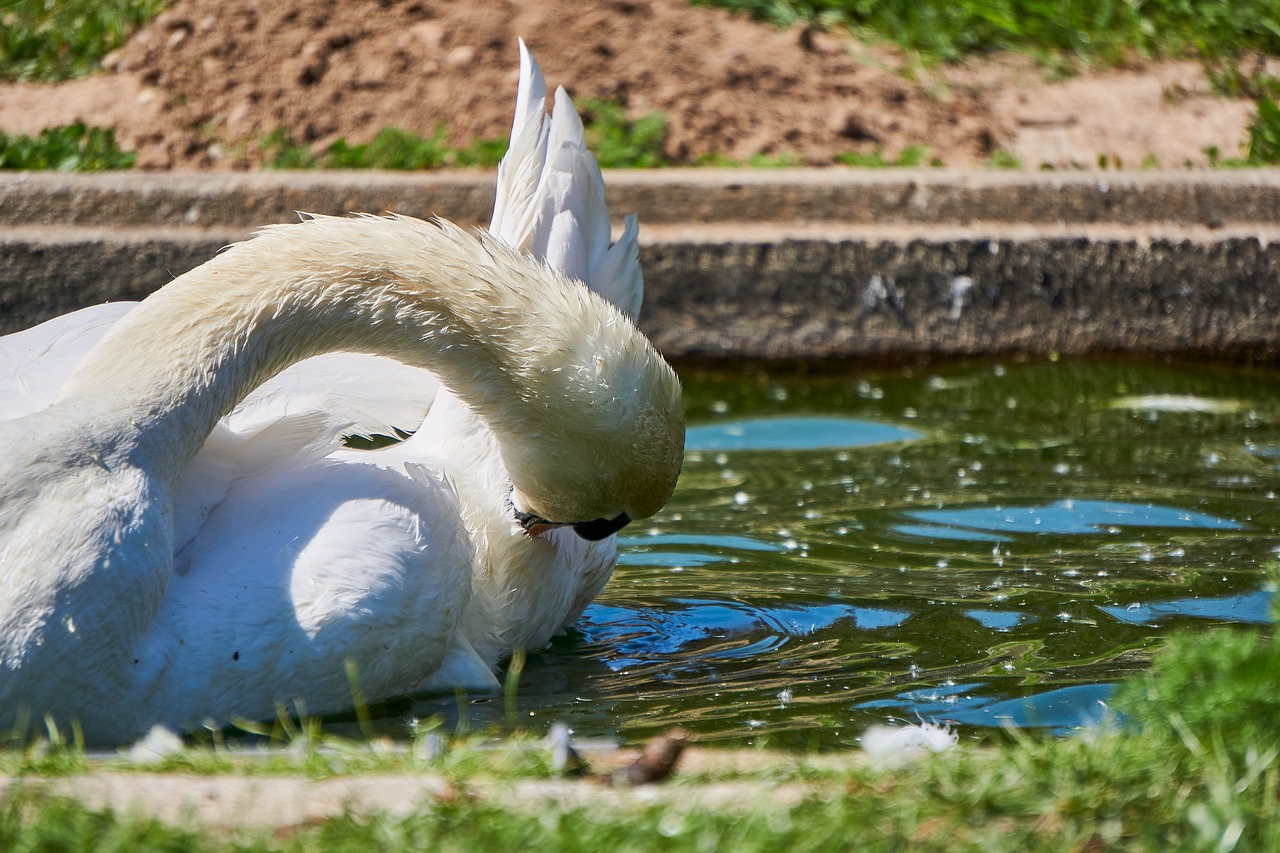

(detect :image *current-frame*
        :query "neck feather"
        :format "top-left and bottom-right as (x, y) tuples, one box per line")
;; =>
(56, 216), (629, 483)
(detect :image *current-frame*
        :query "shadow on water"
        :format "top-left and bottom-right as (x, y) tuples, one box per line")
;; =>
(390, 357), (1280, 749)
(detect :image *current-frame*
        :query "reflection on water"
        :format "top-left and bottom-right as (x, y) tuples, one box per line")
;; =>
(393, 358), (1280, 748)
(897, 499), (1242, 541)
(686, 417), (920, 451)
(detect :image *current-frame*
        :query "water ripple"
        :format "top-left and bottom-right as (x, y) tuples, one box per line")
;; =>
(376, 360), (1280, 748)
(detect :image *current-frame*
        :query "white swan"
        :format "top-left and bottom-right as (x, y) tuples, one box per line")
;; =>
(0, 44), (683, 745)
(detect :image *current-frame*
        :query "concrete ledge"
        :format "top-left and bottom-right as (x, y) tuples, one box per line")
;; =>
(0, 229), (235, 335)
(642, 235), (1280, 362)
(3, 172), (1280, 362)
(6, 170), (1280, 228)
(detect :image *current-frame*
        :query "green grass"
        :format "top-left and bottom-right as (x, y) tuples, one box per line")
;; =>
(0, 0), (166, 83)
(324, 126), (507, 170)
(577, 99), (670, 168)
(258, 125), (509, 171)
(0, 122), (136, 171)
(1247, 96), (1280, 163)
(258, 99), (670, 171)
(985, 149), (1023, 170)
(698, 0), (1280, 66)
(837, 144), (939, 167)
(697, 150), (807, 167)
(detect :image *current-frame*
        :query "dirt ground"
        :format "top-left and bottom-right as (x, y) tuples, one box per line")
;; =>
(2, 0), (1264, 170)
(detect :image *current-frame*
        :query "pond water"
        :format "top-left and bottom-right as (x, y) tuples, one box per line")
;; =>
(392, 357), (1280, 749)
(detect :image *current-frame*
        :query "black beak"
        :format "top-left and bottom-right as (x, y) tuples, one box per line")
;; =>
(513, 507), (632, 541)
(571, 513), (632, 541)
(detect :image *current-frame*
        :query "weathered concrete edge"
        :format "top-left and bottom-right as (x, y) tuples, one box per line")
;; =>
(6, 169), (1280, 228)
(0, 770), (818, 829)
(5, 229), (1279, 363)
(0, 745), (853, 829)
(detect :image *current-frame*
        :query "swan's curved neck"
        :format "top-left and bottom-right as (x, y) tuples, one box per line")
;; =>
(59, 214), (682, 523)
(58, 218), (567, 476)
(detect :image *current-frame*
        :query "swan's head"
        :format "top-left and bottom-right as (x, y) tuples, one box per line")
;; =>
(502, 320), (685, 539)
(447, 232), (684, 537)
(336, 218), (685, 539)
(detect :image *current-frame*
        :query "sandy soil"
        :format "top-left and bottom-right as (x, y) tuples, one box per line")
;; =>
(1, 0), (1263, 170)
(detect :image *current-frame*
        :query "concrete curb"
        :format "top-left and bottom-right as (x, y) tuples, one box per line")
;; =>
(0, 745), (844, 830)
(3, 171), (1280, 361)
(1, 771), (820, 829)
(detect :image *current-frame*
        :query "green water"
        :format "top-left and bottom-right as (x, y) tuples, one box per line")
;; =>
(398, 357), (1280, 749)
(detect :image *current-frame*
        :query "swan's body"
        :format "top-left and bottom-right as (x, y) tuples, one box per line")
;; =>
(0, 45), (682, 744)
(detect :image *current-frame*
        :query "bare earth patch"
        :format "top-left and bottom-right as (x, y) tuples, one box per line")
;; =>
(0, 0), (1261, 170)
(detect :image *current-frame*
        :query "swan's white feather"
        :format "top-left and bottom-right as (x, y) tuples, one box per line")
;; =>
(151, 459), (474, 719)
(0, 302), (134, 420)
(490, 44), (643, 321)
(490, 40), (551, 249)
(224, 353), (438, 439)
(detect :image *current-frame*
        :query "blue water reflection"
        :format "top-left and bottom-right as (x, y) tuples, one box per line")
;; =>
(1101, 589), (1273, 625)
(581, 598), (913, 669)
(686, 416), (920, 451)
(895, 499), (1243, 542)
(616, 532), (781, 567)
(859, 683), (1114, 734)
(962, 609), (1025, 631)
